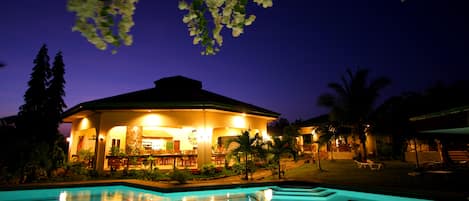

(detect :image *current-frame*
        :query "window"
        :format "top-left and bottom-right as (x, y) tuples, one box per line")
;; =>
(111, 139), (120, 149)
(303, 134), (312, 144)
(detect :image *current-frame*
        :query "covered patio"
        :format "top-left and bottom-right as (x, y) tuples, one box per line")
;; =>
(63, 76), (279, 172)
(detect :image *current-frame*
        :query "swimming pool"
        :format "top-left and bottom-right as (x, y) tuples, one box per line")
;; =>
(0, 185), (430, 201)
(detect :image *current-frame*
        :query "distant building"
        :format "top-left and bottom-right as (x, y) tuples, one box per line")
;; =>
(297, 114), (388, 160)
(0, 115), (16, 128)
(409, 105), (469, 164)
(62, 76), (280, 171)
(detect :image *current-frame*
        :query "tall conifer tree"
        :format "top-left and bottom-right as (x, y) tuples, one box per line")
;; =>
(18, 44), (51, 141)
(46, 51), (67, 142)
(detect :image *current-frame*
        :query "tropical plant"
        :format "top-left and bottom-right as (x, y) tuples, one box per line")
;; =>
(77, 149), (94, 165)
(313, 125), (335, 171)
(109, 146), (125, 156)
(226, 131), (260, 180)
(268, 136), (297, 179)
(318, 68), (390, 162)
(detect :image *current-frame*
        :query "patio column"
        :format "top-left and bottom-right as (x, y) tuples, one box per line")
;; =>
(197, 128), (213, 167)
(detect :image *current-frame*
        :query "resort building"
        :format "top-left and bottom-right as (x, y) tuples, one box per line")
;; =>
(409, 106), (469, 164)
(62, 76), (279, 172)
(297, 115), (390, 160)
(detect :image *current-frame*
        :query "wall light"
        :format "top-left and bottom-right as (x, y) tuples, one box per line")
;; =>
(99, 135), (105, 141)
(79, 118), (90, 130)
(232, 116), (246, 128)
(142, 114), (162, 126)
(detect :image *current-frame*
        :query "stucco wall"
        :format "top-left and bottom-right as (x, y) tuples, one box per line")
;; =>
(68, 109), (274, 171)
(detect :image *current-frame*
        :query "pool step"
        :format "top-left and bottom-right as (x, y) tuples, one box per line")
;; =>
(270, 187), (336, 201)
(272, 186), (327, 193)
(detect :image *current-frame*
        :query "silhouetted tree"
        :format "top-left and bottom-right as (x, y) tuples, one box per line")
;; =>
(318, 68), (390, 162)
(45, 51), (67, 170)
(45, 51), (67, 144)
(17, 44), (51, 142)
(372, 92), (423, 161)
(268, 118), (290, 136)
(10, 45), (68, 182)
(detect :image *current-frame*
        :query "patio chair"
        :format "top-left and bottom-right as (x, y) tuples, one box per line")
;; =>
(354, 160), (369, 168)
(367, 160), (384, 170)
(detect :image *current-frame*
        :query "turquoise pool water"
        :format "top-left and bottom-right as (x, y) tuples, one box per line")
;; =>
(0, 185), (431, 201)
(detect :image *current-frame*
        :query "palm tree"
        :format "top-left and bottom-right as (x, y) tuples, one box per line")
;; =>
(313, 125), (335, 171)
(269, 136), (298, 179)
(226, 131), (260, 180)
(318, 68), (390, 162)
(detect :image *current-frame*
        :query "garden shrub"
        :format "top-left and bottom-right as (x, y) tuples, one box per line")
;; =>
(231, 162), (244, 175)
(170, 168), (191, 184)
(200, 164), (217, 177)
(136, 168), (162, 181)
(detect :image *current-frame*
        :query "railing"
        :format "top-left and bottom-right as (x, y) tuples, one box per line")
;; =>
(106, 153), (198, 170)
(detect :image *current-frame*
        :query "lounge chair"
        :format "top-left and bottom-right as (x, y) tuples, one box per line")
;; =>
(354, 160), (369, 168)
(367, 159), (384, 170)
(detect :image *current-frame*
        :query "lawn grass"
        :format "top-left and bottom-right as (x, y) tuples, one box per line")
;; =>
(282, 159), (468, 194)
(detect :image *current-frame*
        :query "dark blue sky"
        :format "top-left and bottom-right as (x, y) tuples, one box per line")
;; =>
(1, 0), (469, 123)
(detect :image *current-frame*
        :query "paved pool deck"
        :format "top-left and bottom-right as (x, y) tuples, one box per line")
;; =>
(0, 160), (467, 200)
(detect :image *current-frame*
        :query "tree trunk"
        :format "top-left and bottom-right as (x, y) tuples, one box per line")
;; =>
(360, 139), (367, 162)
(245, 153), (248, 180)
(413, 137), (420, 169)
(317, 143), (322, 171)
(359, 129), (367, 162)
(278, 159), (281, 179)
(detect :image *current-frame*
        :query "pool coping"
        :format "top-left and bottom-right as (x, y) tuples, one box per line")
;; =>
(0, 179), (467, 201)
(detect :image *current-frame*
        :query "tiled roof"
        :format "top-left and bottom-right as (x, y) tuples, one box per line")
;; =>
(62, 76), (280, 120)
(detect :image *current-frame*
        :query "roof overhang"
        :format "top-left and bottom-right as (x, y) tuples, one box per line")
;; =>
(62, 107), (278, 123)
(410, 105), (469, 135)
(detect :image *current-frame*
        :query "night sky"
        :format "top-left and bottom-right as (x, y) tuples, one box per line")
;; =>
(1, 0), (469, 128)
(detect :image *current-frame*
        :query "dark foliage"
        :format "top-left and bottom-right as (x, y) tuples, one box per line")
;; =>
(318, 68), (390, 162)
(0, 45), (67, 183)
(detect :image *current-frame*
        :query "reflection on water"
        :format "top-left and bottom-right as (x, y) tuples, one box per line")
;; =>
(49, 186), (270, 201)
(0, 185), (428, 201)
(59, 189), (167, 201)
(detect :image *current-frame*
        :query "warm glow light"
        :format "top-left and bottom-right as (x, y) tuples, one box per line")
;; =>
(142, 114), (162, 126)
(264, 189), (272, 201)
(262, 131), (271, 142)
(132, 126), (140, 133)
(79, 118), (90, 130)
(232, 116), (246, 128)
(197, 127), (212, 142)
(66, 137), (71, 143)
(98, 135), (105, 141)
(312, 129), (318, 141)
(59, 191), (67, 201)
